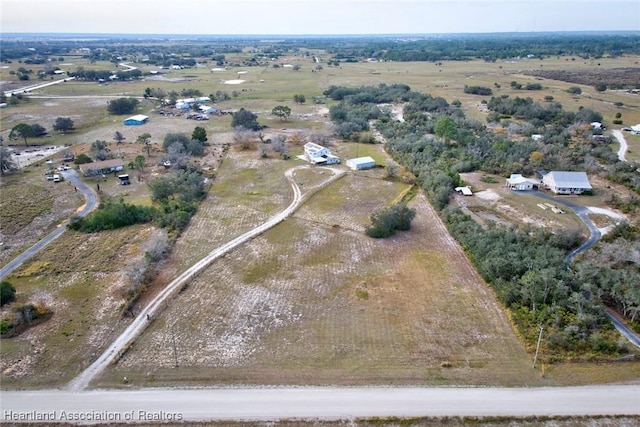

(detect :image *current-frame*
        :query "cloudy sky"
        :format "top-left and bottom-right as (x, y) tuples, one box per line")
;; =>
(2, 0), (638, 35)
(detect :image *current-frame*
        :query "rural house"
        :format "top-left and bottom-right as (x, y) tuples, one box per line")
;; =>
(79, 159), (125, 176)
(123, 114), (148, 126)
(542, 171), (592, 195)
(506, 174), (540, 191)
(346, 156), (376, 170)
(303, 142), (340, 165)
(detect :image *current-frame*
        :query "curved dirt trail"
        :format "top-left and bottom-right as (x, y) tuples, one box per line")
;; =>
(66, 166), (344, 391)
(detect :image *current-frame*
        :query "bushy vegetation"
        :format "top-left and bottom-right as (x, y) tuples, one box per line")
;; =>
(327, 83), (640, 358)
(0, 281), (16, 306)
(68, 198), (155, 232)
(107, 97), (140, 115)
(464, 85), (493, 96)
(365, 203), (416, 238)
(1, 303), (53, 338)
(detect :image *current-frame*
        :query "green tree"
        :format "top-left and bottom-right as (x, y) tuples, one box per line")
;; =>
(9, 123), (35, 146)
(231, 108), (260, 131)
(52, 117), (75, 133)
(293, 94), (306, 104)
(271, 105), (291, 121)
(0, 147), (18, 175)
(192, 126), (207, 142)
(137, 133), (152, 157)
(73, 153), (93, 164)
(567, 86), (582, 95)
(594, 83), (607, 92)
(434, 116), (458, 143)
(0, 281), (16, 306)
(365, 203), (416, 238)
(107, 97), (139, 115)
(30, 124), (47, 137)
(132, 154), (146, 171)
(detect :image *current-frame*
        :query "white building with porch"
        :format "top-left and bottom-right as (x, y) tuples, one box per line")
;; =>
(506, 174), (540, 191)
(302, 142), (340, 165)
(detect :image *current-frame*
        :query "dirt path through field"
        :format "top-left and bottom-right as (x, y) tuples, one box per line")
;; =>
(66, 166), (345, 391)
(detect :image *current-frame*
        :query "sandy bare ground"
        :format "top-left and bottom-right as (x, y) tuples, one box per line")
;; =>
(102, 152), (538, 387)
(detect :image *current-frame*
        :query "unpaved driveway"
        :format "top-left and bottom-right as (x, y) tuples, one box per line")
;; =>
(66, 166), (345, 391)
(611, 129), (628, 162)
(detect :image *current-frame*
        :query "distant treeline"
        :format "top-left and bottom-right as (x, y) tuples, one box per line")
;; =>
(2, 33), (639, 65)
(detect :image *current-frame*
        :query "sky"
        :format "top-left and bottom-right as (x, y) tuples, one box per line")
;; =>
(1, 0), (639, 35)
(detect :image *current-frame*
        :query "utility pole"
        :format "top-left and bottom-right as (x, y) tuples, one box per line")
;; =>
(533, 325), (544, 369)
(172, 330), (178, 368)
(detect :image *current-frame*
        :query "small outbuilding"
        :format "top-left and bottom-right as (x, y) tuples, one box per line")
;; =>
(123, 114), (148, 126)
(506, 174), (540, 191)
(346, 156), (376, 170)
(455, 186), (473, 196)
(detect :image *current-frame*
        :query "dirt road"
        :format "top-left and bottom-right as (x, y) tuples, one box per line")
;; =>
(611, 130), (628, 162)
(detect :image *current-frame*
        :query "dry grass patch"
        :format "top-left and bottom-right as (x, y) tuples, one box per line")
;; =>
(103, 175), (540, 387)
(0, 225), (154, 388)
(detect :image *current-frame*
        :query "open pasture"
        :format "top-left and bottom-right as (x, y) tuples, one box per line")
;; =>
(3, 47), (640, 389)
(103, 156), (543, 387)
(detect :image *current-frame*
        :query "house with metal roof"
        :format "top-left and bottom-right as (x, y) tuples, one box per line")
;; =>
(346, 156), (376, 170)
(79, 159), (125, 176)
(123, 114), (148, 126)
(542, 171), (592, 195)
(506, 174), (540, 191)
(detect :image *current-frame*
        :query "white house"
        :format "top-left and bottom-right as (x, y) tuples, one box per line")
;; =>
(506, 174), (540, 191)
(542, 171), (592, 195)
(303, 142), (340, 165)
(631, 124), (640, 135)
(346, 156), (376, 170)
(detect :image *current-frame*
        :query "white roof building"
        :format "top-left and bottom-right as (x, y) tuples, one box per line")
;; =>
(302, 142), (340, 165)
(506, 174), (540, 191)
(542, 171), (592, 195)
(346, 156), (376, 170)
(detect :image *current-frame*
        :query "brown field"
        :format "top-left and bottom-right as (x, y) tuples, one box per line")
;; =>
(101, 152), (544, 387)
(2, 51), (640, 390)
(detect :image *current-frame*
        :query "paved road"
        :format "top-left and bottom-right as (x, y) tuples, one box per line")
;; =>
(521, 191), (600, 263)
(2, 385), (639, 423)
(0, 170), (97, 280)
(3, 77), (76, 97)
(518, 191), (640, 348)
(611, 130), (628, 162)
(66, 166), (345, 391)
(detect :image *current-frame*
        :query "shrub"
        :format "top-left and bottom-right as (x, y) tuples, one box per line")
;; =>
(365, 203), (416, 238)
(464, 85), (493, 96)
(0, 281), (16, 306)
(68, 198), (155, 232)
(73, 153), (93, 165)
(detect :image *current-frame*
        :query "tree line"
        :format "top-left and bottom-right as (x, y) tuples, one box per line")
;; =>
(325, 83), (640, 358)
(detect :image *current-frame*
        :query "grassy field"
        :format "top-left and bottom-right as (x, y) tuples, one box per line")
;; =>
(100, 152), (544, 387)
(2, 50), (640, 389)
